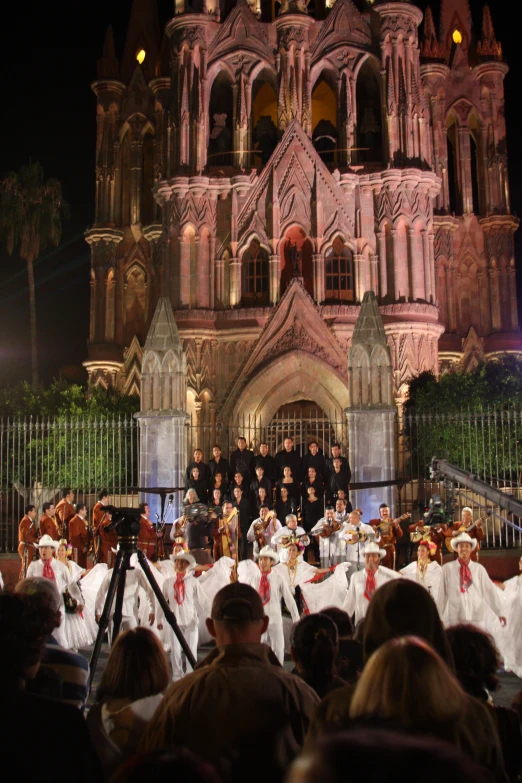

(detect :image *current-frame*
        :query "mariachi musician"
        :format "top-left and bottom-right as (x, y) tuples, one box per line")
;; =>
(311, 506), (343, 568)
(408, 517), (448, 566)
(18, 505), (39, 579)
(246, 506), (282, 561)
(55, 489), (76, 539)
(39, 501), (60, 540)
(68, 502), (90, 568)
(445, 507), (486, 562)
(93, 489), (116, 567)
(271, 513), (310, 564)
(369, 503), (410, 570)
(213, 500), (239, 561)
(138, 502), (158, 561)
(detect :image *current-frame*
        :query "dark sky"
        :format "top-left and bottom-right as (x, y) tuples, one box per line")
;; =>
(0, 0), (520, 385)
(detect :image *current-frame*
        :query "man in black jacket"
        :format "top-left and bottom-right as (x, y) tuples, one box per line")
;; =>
(230, 437), (254, 482)
(302, 441), (326, 480)
(275, 437), (303, 482)
(185, 448), (210, 484)
(325, 443), (351, 483)
(254, 442), (277, 483)
(208, 444), (231, 484)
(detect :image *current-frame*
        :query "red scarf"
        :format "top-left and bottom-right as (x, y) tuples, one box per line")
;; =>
(174, 573), (186, 605)
(364, 568), (376, 601)
(42, 560), (56, 582)
(259, 572), (271, 606)
(458, 558), (473, 593)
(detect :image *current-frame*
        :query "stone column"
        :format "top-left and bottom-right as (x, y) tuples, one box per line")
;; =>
(229, 257), (241, 306)
(269, 254), (280, 305)
(313, 253), (324, 303)
(377, 231), (387, 300)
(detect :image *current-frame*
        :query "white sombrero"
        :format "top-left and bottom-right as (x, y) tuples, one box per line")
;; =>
(449, 532), (478, 553)
(171, 551), (196, 570)
(364, 541), (387, 560)
(35, 534), (59, 549)
(258, 546), (280, 565)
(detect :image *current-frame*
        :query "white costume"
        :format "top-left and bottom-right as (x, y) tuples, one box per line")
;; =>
(271, 526), (309, 563)
(59, 559), (98, 649)
(301, 562), (351, 615)
(161, 557), (209, 680)
(95, 562), (155, 643)
(400, 560), (442, 601)
(342, 565), (400, 624)
(239, 552), (299, 664)
(496, 574), (522, 677)
(436, 559), (504, 628)
(247, 516), (282, 560)
(27, 557), (83, 649)
(311, 517), (343, 567)
(197, 556), (236, 644)
(273, 559), (317, 596)
(338, 522), (376, 568)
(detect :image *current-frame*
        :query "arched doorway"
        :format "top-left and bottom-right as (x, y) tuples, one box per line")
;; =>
(280, 226), (314, 298)
(264, 400), (347, 459)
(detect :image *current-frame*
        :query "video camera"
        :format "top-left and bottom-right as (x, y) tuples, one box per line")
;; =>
(101, 505), (142, 537)
(423, 494), (449, 527)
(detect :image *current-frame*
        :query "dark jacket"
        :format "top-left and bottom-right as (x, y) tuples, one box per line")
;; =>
(254, 453), (277, 482)
(275, 448), (303, 482)
(230, 448), (254, 480)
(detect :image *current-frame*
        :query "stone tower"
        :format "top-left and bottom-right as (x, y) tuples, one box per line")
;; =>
(84, 0), (520, 438)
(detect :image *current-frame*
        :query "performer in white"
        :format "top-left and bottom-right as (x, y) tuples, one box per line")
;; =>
(436, 533), (506, 629)
(55, 539), (97, 649)
(311, 506), (344, 568)
(271, 514), (310, 563)
(342, 542), (400, 624)
(27, 534), (84, 649)
(339, 510), (376, 571)
(159, 552), (209, 680)
(95, 552), (156, 643)
(400, 539), (442, 600)
(496, 556), (522, 677)
(240, 546), (299, 664)
(247, 506), (282, 560)
(273, 541), (330, 596)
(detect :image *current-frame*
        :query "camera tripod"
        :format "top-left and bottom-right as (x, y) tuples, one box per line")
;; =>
(88, 507), (197, 690)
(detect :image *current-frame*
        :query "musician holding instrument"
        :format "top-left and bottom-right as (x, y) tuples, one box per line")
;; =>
(213, 501), (239, 561)
(247, 505), (282, 560)
(301, 486), (323, 564)
(69, 502), (90, 568)
(39, 501), (60, 540)
(17, 504), (38, 579)
(408, 500), (448, 567)
(446, 507), (486, 562)
(55, 489), (76, 540)
(369, 503), (409, 571)
(311, 507), (343, 568)
(271, 513), (310, 563)
(339, 509), (375, 571)
(93, 489), (116, 567)
(138, 503), (158, 561)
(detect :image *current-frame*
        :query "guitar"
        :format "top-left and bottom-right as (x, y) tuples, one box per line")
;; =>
(444, 514), (488, 552)
(375, 512), (411, 544)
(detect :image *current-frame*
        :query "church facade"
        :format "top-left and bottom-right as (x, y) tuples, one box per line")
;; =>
(84, 0), (519, 427)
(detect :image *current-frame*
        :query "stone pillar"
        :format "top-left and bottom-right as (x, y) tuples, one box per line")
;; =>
(346, 291), (397, 520)
(269, 254), (280, 305)
(313, 253), (324, 303)
(377, 231), (387, 300)
(230, 257), (241, 306)
(137, 297), (188, 520)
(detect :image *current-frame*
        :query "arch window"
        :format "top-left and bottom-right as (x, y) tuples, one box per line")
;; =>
(242, 239), (269, 304)
(325, 237), (354, 302)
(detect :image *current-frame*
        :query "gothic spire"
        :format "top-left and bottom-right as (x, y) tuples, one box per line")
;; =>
(420, 6), (444, 61)
(476, 5), (503, 61)
(121, 0), (160, 84)
(440, 0), (472, 61)
(97, 25), (120, 80)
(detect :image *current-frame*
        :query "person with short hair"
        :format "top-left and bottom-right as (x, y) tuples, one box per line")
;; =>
(247, 505), (282, 560)
(275, 436), (303, 483)
(93, 489), (117, 567)
(18, 504), (38, 579)
(341, 542), (400, 624)
(208, 444), (231, 484)
(39, 501), (60, 540)
(320, 607), (362, 683)
(141, 582), (319, 783)
(186, 465), (209, 503)
(369, 503), (405, 570)
(326, 458), (350, 505)
(185, 448), (210, 484)
(338, 510), (376, 571)
(55, 489), (76, 539)
(291, 614), (346, 698)
(302, 441), (326, 482)
(446, 506), (486, 562)
(138, 502), (158, 561)
(86, 627), (170, 778)
(311, 506), (344, 568)
(436, 533), (506, 629)
(271, 514), (310, 563)
(68, 503), (90, 567)
(254, 441), (277, 483)
(325, 444), (350, 483)
(230, 436), (254, 482)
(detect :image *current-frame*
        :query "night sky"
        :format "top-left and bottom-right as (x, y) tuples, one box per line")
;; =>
(0, 0), (520, 385)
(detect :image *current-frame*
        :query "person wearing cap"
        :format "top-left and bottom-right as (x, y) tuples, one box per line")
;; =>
(159, 552), (210, 680)
(271, 514), (310, 564)
(341, 542), (400, 624)
(26, 534), (84, 649)
(141, 582), (319, 783)
(95, 552), (156, 644)
(400, 539), (442, 600)
(241, 546), (300, 664)
(436, 532), (506, 629)
(446, 507), (486, 562)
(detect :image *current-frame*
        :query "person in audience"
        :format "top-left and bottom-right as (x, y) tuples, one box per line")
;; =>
(86, 627), (170, 779)
(15, 576), (90, 709)
(254, 441), (277, 483)
(446, 624), (522, 782)
(321, 606), (363, 683)
(348, 636), (506, 780)
(208, 444), (231, 485)
(0, 591), (102, 782)
(186, 449), (209, 484)
(140, 582), (319, 783)
(341, 542), (400, 623)
(291, 613), (346, 698)
(112, 749), (222, 783)
(291, 730), (493, 783)
(230, 436), (254, 482)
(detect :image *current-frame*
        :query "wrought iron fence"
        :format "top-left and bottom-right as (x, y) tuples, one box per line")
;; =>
(1, 406), (521, 553)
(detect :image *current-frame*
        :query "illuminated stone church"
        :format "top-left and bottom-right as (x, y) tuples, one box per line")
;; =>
(84, 0), (519, 427)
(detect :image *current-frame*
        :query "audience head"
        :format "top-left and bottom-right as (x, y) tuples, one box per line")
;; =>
(207, 583), (269, 645)
(0, 592), (58, 688)
(113, 749), (222, 783)
(350, 636), (464, 728)
(289, 729), (492, 783)
(15, 576), (62, 628)
(362, 579), (453, 667)
(321, 607), (354, 638)
(96, 627), (169, 704)
(291, 614), (339, 697)
(446, 624), (501, 694)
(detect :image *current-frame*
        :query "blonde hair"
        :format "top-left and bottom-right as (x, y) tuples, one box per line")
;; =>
(350, 636), (464, 726)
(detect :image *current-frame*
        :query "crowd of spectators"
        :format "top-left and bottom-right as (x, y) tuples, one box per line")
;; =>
(2, 569), (522, 783)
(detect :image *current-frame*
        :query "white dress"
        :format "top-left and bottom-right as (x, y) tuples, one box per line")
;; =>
(60, 559), (98, 649)
(494, 575), (522, 676)
(161, 572), (209, 680)
(197, 556), (236, 644)
(436, 559), (504, 629)
(95, 566), (156, 643)
(271, 526), (309, 563)
(26, 558), (83, 649)
(301, 562), (351, 615)
(342, 566), (401, 624)
(400, 560), (442, 602)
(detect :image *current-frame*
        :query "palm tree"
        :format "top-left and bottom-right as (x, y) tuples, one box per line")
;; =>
(0, 162), (70, 386)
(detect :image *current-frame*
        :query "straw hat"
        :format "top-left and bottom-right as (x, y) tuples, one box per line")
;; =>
(449, 532), (478, 553)
(364, 541), (387, 560)
(258, 546), (280, 564)
(35, 534), (59, 549)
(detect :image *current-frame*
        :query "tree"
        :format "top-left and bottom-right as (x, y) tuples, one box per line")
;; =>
(0, 163), (70, 386)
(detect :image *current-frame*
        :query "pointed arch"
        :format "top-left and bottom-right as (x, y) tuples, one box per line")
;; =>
(324, 235), (355, 302)
(355, 58), (384, 164)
